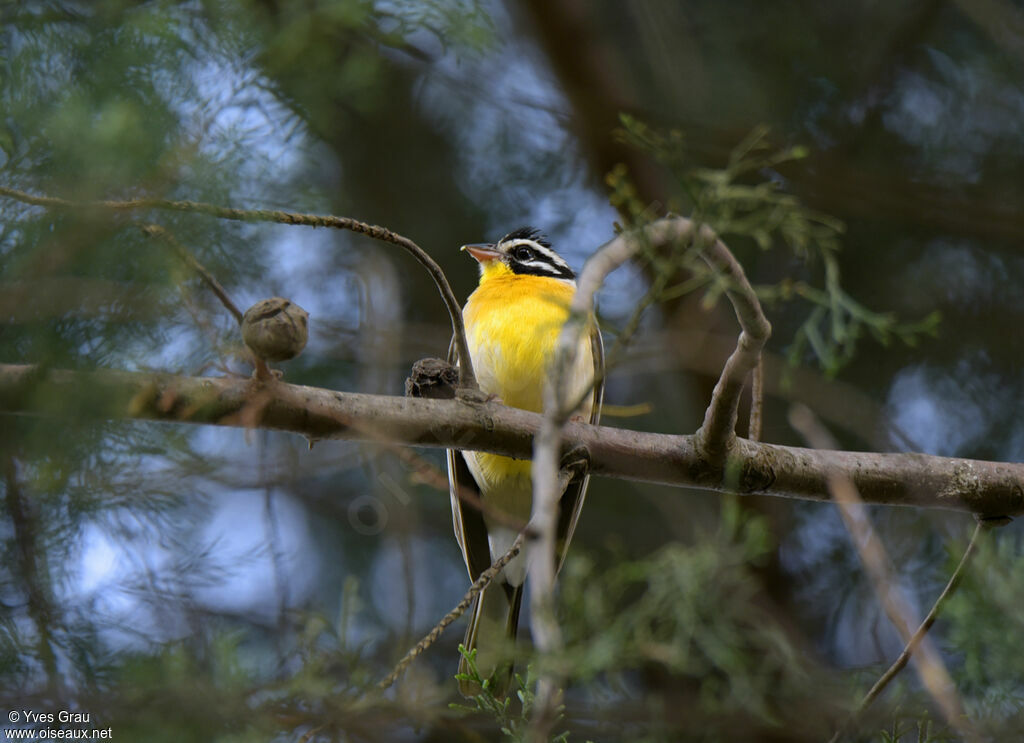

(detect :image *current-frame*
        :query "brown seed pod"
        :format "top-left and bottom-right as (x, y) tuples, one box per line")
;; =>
(241, 297), (309, 363)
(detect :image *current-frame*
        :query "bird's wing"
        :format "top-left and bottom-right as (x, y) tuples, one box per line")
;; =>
(448, 449), (493, 581)
(447, 337), (493, 582)
(555, 322), (605, 572)
(589, 323), (607, 427)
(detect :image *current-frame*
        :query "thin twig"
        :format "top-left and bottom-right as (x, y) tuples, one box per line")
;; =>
(3, 456), (61, 695)
(860, 520), (985, 708)
(790, 404), (982, 743)
(378, 533), (525, 690)
(749, 357), (764, 443)
(527, 396), (567, 742)
(0, 185), (476, 388)
(142, 224), (278, 380)
(555, 218), (708, 418)
(559, 246), (680, 419)
(140, 224), (244, 324)
(391, 442), (533, 534)
(526, 228), (639, 741)
(827, 519), (989, 743)
(555, 216), (772, 461)
(527, 218), (703, 741)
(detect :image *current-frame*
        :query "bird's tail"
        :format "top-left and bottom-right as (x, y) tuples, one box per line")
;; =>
(458, 580), (523, 698)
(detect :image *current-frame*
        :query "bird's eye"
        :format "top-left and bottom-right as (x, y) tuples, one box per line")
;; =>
(512, 246), (535, 261)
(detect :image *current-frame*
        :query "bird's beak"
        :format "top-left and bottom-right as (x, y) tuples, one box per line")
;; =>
(461, 243), (501, 263)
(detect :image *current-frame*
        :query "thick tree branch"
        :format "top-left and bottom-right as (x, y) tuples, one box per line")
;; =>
(1, 363), (1022, 518)
(0, 185), (477, 388)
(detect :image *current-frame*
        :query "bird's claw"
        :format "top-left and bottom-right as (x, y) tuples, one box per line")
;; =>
(559, 444), (591, 479)
(456, 387), (502, 405)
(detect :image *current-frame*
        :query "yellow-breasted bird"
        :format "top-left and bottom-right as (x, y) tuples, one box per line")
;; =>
(447, 227), (604, 696)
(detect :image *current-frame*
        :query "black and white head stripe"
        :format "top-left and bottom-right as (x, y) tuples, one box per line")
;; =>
(496, 227), (575, 281)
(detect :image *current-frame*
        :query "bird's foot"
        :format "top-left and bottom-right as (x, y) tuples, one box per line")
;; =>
(559, 444), (591, 480)
(456, 387), (503, 405)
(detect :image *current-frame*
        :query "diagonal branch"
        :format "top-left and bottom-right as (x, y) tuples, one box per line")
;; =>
(548, 215), (771, 461)
(791, 405), (983, 743)
(0, 185), (476, 389)
(378, 532), (525, 690)
(140, 224), (245, 324)
(853, 520), (987, 716)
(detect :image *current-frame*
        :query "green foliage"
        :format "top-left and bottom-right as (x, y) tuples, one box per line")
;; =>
(452, 647), (569, 743)
(611, 115), (941, 374)
(107, 634), (270, 743)
(441, 500), (838, 741)
(757, 276), (941, 375)
(618, 118), (840, 256)
(553, 500), (832, 737)
(1, 1), (256, 378)
(876, 718), (950, 743)
(940, 532), (1024, 737)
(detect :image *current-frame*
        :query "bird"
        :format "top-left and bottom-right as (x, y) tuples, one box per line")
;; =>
(447, 226), (604, 696)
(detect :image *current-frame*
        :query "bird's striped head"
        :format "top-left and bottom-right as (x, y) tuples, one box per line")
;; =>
(462, 227), (575, 283)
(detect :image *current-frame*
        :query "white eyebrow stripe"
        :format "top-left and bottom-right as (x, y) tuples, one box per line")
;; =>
(503, 239), (572, 273)
(521, 261), (562, 274)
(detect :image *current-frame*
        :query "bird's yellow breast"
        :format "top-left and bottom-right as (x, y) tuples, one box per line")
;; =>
(463, 271), (576, 414)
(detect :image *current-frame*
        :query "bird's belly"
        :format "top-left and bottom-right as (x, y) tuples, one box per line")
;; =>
(464, 451), (533, 519)
(463, 450), (532, 585)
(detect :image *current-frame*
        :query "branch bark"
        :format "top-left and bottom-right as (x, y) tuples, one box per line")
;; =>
(2, 363), (1021, 519)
